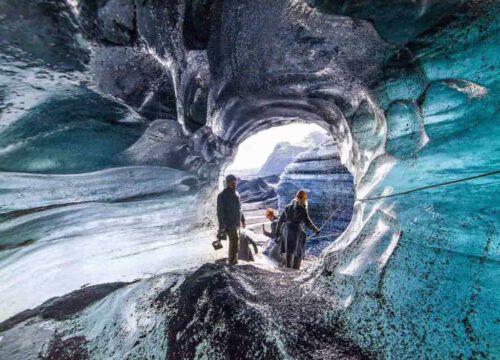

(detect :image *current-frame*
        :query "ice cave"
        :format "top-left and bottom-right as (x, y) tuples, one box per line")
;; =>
(0, 0), (498, 359)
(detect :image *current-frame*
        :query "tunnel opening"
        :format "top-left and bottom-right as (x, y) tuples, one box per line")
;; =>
(0, 0), (497, 357)
(217, 121), (356, 266)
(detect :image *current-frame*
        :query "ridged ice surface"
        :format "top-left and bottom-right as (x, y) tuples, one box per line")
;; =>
(308, 3), (500, 357)
(0, 167), (216, 321)
(0, 0), (499, 358)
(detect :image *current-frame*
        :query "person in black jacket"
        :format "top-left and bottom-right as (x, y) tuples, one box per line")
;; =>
(277, 190), (319, 269)
(217, 174), (246, 265)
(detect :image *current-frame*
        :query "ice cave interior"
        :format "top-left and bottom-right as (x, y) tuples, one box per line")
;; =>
(0, 0), (499, 359)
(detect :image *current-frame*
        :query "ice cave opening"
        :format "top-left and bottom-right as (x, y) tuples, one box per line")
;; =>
(221, 121), (355, 259)
(0, 0), (498, 359)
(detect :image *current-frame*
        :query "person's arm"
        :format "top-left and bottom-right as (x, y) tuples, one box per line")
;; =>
(304, 207), (320, 233)
(217, 193), (225, 230)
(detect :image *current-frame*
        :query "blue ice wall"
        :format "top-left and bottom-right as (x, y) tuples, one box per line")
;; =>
(313, 3), (500, 358)
(0, 0), (498, 358)
(0, 88), (146, 173)
(0, 0), (219, 322)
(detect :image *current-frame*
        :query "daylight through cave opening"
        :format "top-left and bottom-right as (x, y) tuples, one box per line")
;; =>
(1, 0), (499, 358)
(219, 121), (356, 258)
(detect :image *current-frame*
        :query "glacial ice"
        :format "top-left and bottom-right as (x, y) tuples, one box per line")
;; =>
(0, 173), (216, 321)
(0, 0), (499, 358)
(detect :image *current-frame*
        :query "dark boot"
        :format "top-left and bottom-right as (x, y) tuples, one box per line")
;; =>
(292, 256), (302, 269)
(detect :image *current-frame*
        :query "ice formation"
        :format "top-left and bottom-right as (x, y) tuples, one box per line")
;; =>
(0, 0), (498, 358)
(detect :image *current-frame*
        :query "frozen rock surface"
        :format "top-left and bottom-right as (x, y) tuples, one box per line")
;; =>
(0, 0), (499, 358)
(257, 142), (310, 176)
(237, 176), (278, 203)
(257, 132), (328, 176)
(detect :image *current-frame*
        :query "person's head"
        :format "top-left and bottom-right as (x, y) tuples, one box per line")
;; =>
(265, 208), (276, 221)
(295, 190), (308, 207)
(225, 174), (237, 190)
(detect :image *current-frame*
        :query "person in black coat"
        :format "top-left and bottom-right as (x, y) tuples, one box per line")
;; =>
(277, 190), (319, 269)
(217, 174), (246, 265)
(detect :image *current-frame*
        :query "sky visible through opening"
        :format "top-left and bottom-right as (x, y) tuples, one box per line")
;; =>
(226, 123), (327, 172)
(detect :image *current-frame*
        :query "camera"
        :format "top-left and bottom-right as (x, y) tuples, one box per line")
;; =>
(212, 240), (223, 250)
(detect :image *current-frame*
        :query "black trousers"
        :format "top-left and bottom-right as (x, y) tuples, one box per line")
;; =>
(226, 227), (240, 265)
